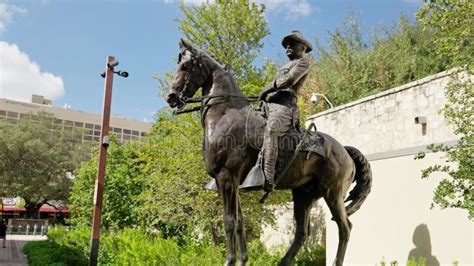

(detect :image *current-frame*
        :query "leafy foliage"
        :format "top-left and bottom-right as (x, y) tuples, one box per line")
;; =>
(44, 227), (296, 265)
(68, 137), (147, 229)
(176, 0), (272, 96)
(417, 0), (473, 72)
(0, 112), (92, 217)
(414, 1), (474, 219)
(299, 13), (447, 117)
(23, 240), (87, 266)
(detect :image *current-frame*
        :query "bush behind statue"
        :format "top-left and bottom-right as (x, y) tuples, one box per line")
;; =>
(38, 227), (324, 265)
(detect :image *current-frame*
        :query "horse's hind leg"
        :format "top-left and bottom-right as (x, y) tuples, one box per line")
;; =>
(217, 168), (238, 266)
(236, 196), (248, 266)
(325, 194), (352, 266)
(278, 187), (317, 266)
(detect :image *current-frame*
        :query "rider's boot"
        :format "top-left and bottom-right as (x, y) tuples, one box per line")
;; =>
(263, 145), (278, 192)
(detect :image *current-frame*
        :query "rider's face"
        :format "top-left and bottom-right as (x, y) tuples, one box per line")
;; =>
(286, 42), (306, 59)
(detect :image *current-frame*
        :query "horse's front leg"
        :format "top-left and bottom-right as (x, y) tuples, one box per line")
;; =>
(217, 168), (238, 266)
(236, 196), (248, 266)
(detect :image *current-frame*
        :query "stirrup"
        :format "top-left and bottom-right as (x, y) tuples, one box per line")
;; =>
(204, 179), (218, 191)
(240, 165), (265, 191)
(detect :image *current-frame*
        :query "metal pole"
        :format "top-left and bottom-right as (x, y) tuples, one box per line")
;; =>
(89, 56), (115, 266)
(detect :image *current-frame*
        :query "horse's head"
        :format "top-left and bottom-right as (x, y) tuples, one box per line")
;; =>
(166, 39), (210, 109)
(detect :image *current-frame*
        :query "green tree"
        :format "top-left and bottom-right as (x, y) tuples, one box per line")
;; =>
(300, 12), (446, 117)
(68, 138), (147, 229)
(415, 0), (473, 219)
(417, 0), (473, 72)
(176, 0), (272, 95)
(0, 112), (91, 217)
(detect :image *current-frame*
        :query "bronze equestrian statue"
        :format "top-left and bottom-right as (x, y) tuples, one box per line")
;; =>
(166, 33), (372, 266)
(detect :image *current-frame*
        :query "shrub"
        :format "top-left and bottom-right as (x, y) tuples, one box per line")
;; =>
(295, 245), (326, 266)
(44, 227), (325, 265)
(23, 240), (87, 266)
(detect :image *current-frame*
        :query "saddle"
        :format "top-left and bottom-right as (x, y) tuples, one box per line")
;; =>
(240, 106), (326, 190)
(245, 105), (325, 158)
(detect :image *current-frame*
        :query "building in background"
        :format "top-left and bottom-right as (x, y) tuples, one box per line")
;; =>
(306, 70), (472, 265)
(0, 95), (151, 143)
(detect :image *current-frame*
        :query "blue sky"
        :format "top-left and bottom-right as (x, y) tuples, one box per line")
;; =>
(0, 0), (422, 122)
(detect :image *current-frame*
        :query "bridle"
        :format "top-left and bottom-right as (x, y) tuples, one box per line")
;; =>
(173, 53), (258, 122)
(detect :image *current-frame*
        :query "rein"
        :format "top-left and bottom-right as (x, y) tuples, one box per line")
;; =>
(173, 94), (259, 115)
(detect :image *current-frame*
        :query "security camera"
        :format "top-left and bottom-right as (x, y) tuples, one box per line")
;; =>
(310, 93), (318, 104)
(102, 135), (110, 147)
(108, 60), (119, 68)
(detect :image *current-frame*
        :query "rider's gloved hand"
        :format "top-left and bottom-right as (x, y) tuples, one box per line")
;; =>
(258, 91), (268, 101)
(259, 83), (276, 101)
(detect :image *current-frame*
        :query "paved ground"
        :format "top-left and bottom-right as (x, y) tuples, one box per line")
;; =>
(0, 235), (47, 266)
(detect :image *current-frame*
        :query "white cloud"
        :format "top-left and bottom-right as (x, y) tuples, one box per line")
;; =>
(0, 2), (27, 33)
(0, 41), (64, 102)
(164, 0), (214, 5)
(256, 0), (315, 20)
(165, 0), (315, 19)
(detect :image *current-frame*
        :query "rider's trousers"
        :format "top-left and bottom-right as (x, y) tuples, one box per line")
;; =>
(262, 103), (293, 183)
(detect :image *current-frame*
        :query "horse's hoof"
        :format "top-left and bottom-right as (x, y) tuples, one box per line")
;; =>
(224, 257), (236, 266)
(239, 253), (248, 266)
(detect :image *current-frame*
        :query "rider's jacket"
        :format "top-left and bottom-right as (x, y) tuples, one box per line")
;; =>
(268, 57), (310, 108)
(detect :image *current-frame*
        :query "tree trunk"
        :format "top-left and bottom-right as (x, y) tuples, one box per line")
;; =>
(24, 200), (43, 218)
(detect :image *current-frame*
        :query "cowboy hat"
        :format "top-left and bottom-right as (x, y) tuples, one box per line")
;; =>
(281, 30), (312, 53)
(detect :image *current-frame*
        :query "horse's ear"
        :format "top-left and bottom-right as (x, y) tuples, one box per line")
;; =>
(179, 38), (186, 49)
(179, 38), (194, 52)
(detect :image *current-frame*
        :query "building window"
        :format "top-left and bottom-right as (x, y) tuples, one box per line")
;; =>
(74, 122), (84, 127)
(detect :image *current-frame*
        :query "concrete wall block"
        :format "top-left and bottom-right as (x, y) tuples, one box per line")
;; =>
(306, 72), (464, 156)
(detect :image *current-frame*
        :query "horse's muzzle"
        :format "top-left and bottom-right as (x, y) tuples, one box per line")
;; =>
(166, 92), (184, 109)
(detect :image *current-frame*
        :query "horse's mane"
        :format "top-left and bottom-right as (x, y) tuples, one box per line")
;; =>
(197, 48), (244, 97)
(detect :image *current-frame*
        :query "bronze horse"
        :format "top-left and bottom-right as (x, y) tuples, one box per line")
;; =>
(166, 39), (372, 266)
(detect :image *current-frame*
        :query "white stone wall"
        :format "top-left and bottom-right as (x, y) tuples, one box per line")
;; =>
(303, 70), (473, 265)
(323, 153), (473, 266)
(306, 70), (459, 156)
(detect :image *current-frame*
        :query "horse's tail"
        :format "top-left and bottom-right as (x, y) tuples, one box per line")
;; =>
(344, 146), (372, 217)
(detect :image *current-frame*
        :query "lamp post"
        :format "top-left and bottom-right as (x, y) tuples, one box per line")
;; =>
(89, 56), (128, 266)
